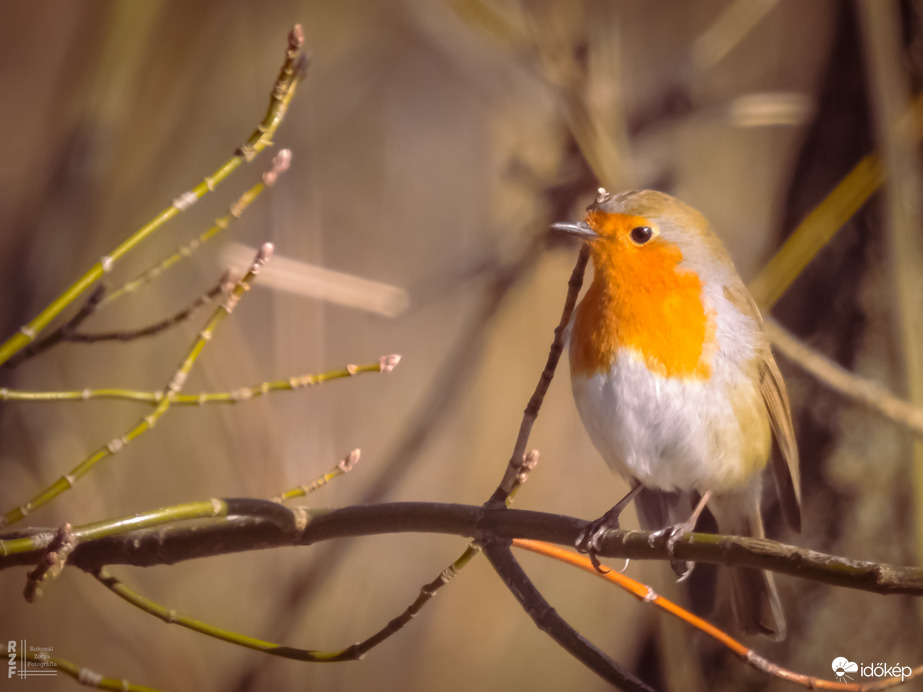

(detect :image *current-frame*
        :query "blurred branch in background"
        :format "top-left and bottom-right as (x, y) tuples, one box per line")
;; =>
(857, 0), (923, 594)
(220, 241), (409, 317)
(692, 0), (780, 70)
(767, 318), (923, 439)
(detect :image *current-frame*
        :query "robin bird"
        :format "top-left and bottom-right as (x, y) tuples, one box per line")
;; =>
(552, 188), (801, 640)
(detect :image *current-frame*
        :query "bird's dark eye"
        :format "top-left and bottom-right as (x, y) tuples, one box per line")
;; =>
(629, 226), (654, 245)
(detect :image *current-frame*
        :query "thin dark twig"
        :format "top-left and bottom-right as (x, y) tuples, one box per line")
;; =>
(478, 537), (656, 692)
(63, 276), (230, 343)
(1, 285), (106, 369)
(322, 450), (541, 661)
(234, 85), (595, 687)
(488, 245), (589, 504)
(321, 551), (470, 662)
(1, 276), (230, 370)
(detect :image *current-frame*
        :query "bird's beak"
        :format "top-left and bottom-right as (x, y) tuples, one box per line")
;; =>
(551, 221), (598, 241)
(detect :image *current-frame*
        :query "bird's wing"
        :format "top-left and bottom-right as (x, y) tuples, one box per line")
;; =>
(759, 350), (802, 531)
(725, 282), (802, 531)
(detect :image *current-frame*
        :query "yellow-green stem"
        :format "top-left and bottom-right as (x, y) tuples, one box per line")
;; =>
(0, 26), (304, 368)
(0, 362), (387, 406)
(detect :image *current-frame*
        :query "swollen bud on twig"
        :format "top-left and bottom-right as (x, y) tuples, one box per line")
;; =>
(263, 149), (292, 186)
(380, 354), (401, 372)
(339, 449), (361, 473)
(289, 24), (304, 50)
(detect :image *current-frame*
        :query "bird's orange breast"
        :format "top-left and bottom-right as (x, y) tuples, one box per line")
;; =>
(570, 215), (713, 379)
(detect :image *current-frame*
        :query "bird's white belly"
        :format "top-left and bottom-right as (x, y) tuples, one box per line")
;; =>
(570, 348), (765, 493)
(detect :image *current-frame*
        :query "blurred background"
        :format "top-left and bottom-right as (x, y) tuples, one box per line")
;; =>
(1, 1), (921, 690)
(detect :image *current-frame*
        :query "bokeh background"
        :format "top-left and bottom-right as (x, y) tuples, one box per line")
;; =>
(1, 1), (921, 691)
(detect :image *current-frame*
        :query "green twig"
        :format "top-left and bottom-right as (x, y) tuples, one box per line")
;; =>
(94, 566), (337, 662)
(104, 149), (293, 306)
(0, 245), (275, 528)
(0, 25), (306, 368)
(0, 355), (400, 406)
(2, 645), (163, 692)
(0, 497), (296, 558)
(2, 148), (293, 369)
(274, 449), (362, 503)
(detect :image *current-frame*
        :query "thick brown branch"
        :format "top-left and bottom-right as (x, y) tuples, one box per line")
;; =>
(3, 503), (921, 596)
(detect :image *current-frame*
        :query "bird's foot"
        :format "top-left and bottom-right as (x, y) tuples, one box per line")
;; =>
(576, 484), (643, 574)
(575, 511), (621, 574)
(649, 520), (696, 581)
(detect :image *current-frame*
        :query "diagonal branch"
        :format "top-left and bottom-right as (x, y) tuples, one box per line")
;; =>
(479, 537), (655, 692)
(489, 245), (588, 504)
(767, 318), (923, 438)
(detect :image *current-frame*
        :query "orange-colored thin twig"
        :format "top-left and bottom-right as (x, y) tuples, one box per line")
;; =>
(513, 539), (920, 691)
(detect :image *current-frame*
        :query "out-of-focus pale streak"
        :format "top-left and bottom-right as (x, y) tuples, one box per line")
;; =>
(728, 92), (813, 128)
(220, 242), (409, 317)
(693, 0), (779, 69)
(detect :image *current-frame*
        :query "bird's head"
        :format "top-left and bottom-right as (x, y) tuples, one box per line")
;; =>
(552, 188), (728, 285)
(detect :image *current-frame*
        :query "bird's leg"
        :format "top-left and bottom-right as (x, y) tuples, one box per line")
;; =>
(650, 489), (713, 580)
(576, 482), (643, 573)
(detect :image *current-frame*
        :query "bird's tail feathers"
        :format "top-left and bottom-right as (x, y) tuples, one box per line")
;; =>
(722, 504), (786, 641)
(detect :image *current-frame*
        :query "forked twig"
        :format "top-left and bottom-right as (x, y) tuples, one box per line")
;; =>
(480, 538), (655, 691)
(514, 539), (921, 691)
(2, 149), (293, 369)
